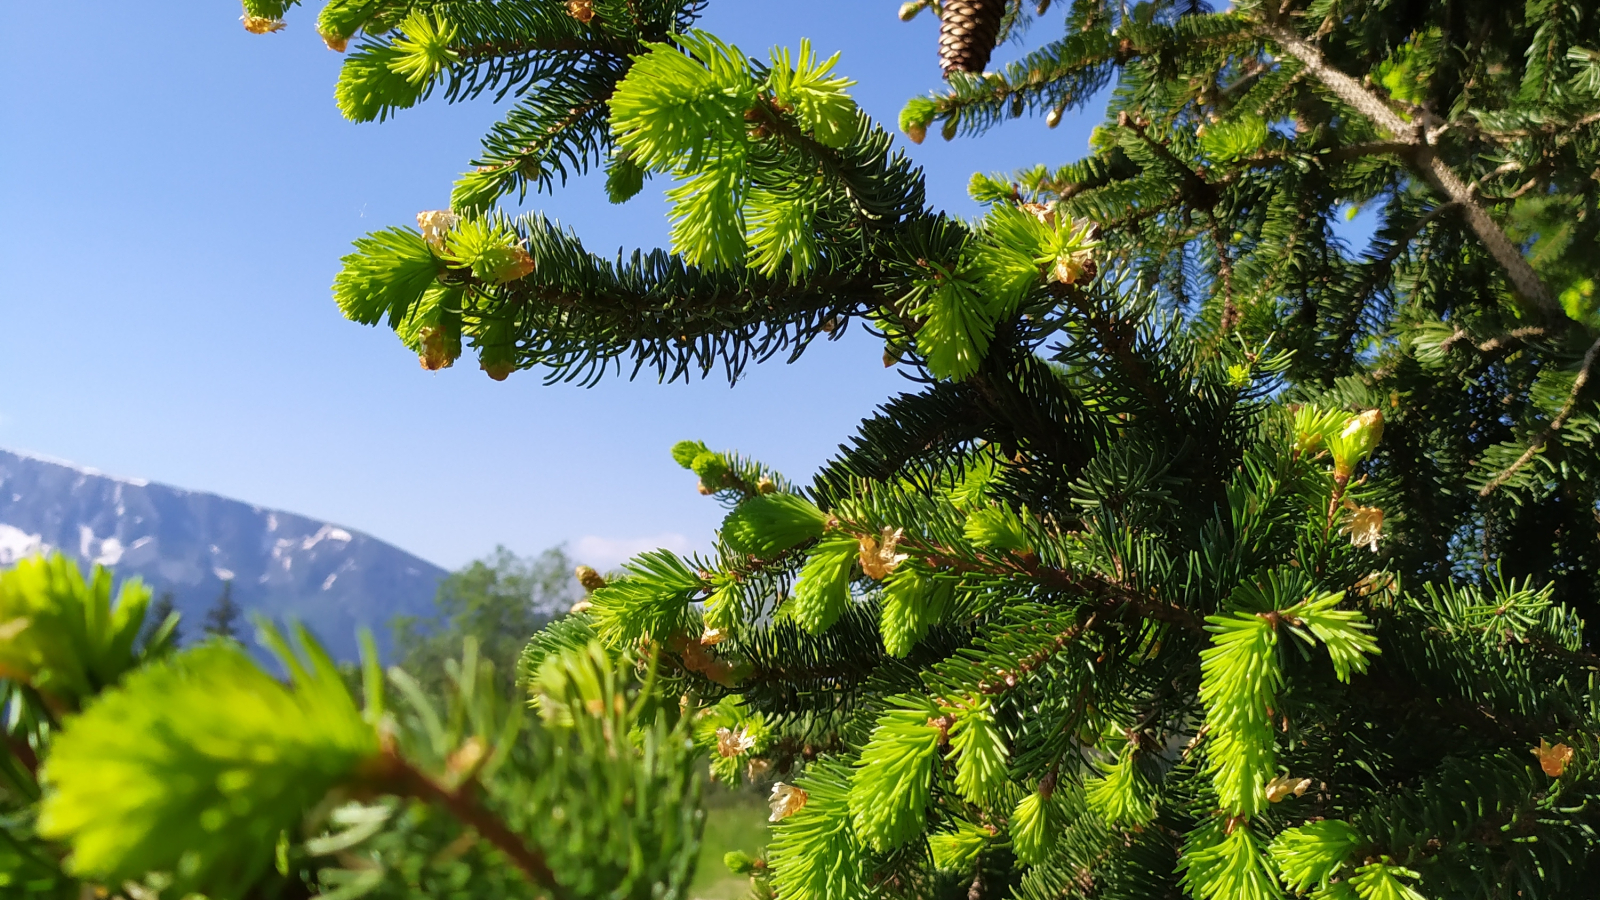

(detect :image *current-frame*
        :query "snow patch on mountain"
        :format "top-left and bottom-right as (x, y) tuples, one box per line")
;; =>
(0, 524), (45, 565)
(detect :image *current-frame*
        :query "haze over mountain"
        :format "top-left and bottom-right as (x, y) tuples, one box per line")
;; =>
(0, 448), (444, 660)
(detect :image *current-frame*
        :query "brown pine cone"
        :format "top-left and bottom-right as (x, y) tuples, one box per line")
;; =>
(939, 0), (1007, 76)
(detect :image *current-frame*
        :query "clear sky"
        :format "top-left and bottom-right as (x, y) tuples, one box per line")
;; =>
(0, 2), (1099, 572)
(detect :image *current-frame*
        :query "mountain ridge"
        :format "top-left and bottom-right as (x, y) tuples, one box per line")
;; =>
(0, 447), (445, 660)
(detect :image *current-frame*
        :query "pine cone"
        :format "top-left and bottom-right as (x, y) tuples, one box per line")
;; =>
(939, 0), (1006, 76)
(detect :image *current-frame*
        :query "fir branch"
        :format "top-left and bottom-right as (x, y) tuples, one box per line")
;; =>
(1332, 200), (1458, 368)
(1117, 112), (1218, 210)
(831, 517), (1205, 633)
(1478, 334), (1600, 497)
(1436, 325), (1554, 358)
(974, 614), (1095, 695)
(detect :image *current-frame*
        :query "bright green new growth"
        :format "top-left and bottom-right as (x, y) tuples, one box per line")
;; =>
(386, 12), (458, 87)
(441, 216), (534, 285)
(1345, 862), (1426, 900)
(38, 626), (376, 897)
(0, 553), (167, 710)
(765, 41), (856, 149)
(1198, 115), (1268, 164)
(609, 31), (857, 275)
(1269, 819), (1363, 893)
(902, 267), (992, 379)
(1008, 788), (1060, 866)
(720, 493), (829, 557)
(610, 31), (756, 172)
(333, 11), (459, 123)
(1178, 822), (1281, 900)
(767, 760), (868, 900)
(900, 203), (1099, 380)
(1292, 404), (1351, 456)
(1291, 592), (1380, 683)
(878, 560), (954, 656)
(847, 699), (942, 851)
(928, 820), (991, 872)
(332, 227), (437, 328)
(962, 504), (1032, 552)
(1199, 589), (1379, 820)
(334, 43), (422, 122)
(946, 697), (1008, 804)
(1084, 750), (1155, 828)
(1198, 611), (1282, 818)
(670, 439), (711, 469)
(785, 533), (858, 634)
(585, 549), (704, 645)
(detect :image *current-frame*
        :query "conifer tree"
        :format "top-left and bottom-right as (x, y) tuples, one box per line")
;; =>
(4, 1), (1600, 898)
(141, 591), (181, 649)
(204, 580), (243, 641)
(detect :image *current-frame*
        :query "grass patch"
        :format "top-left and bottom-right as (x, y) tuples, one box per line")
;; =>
(689, 789), (769, 900)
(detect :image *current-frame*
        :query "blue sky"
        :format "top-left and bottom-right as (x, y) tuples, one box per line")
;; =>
(0, 2), (1101, 572)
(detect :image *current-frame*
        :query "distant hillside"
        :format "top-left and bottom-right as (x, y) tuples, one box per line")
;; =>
(0, 448), (445, 660)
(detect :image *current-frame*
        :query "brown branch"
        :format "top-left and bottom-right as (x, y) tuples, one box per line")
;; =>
(1468, 160), (1524, 199)
(749, 96), (901, 232)
(1206, 210), (1238, 330)
(1479, 334), (1600, 496)
(1435, 325), (1552, 360)
(364, 750), (565, 897)
(1254, 19), (1560, 319)
(1494, 177), (1543, 203)
(3, 734), (37, 778)
(484, 94), (613, 178)
(1055, 288), (1177, 418)
(826, 515), (1206, 633)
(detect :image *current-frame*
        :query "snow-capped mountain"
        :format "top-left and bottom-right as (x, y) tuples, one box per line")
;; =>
(0, 448), (445, 660)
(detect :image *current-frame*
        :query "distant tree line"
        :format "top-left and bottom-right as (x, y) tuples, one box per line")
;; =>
(390, 545), (579, 696)
(133, 548), (574, 682)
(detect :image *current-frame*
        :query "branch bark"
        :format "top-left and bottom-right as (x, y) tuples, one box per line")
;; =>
(365, 750), (566, 898)
(1255, 20), (1560, 319)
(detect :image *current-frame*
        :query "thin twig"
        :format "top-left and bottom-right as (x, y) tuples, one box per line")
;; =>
(1479, 335), (1600, 496)
(1474, 326), (1552, 356)
(1334, 202), (1457, 364)
(1436, 325), (1551, 358)
(1118, 112), (1218, 209)
(1467, 160), (1523, 199)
